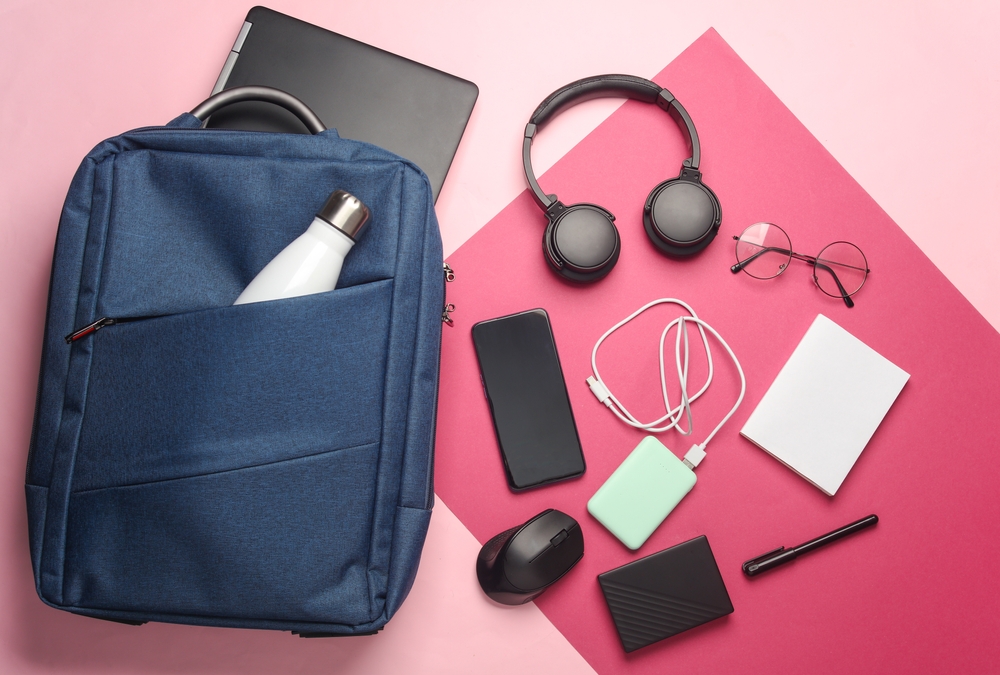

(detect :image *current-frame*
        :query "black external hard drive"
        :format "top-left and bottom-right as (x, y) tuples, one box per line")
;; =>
(598, 535), (733, 652)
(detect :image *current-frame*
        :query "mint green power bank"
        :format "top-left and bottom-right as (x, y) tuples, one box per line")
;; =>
(587, 437), (696, 550)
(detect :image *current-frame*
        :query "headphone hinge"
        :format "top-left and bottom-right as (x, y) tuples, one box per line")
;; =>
(545, 200), (566, 219)
(679, 165), (702, 181)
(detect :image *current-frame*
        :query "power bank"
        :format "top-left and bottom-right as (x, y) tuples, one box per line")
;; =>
(598, 535), (733, 652)
(587, 437), (695, 549)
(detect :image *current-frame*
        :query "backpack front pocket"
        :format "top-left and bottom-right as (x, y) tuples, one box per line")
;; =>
(71, 279), (392, 491)
(55, 280), (393, 624)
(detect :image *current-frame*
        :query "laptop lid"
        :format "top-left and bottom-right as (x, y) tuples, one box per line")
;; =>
(207, 7), (479, 201)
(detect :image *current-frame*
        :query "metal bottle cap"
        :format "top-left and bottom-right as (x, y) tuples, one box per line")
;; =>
(316, 190), (371, 240)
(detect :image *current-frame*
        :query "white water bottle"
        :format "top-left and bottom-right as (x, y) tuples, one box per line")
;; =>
(234, 190), (371, 305)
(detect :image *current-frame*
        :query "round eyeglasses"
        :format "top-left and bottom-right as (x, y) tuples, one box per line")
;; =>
(730, 222), (869, 307)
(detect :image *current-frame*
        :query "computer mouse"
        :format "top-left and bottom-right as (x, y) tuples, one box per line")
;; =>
(476, 508), (584, 605)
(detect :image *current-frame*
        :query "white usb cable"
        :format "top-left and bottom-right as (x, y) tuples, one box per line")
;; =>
(586, 299), (746, 469)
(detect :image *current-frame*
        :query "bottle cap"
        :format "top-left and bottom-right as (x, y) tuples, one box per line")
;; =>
(317, 190), (370, 240)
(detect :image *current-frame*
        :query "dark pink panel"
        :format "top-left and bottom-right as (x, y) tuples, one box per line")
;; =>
(436, 29), (1000, 674)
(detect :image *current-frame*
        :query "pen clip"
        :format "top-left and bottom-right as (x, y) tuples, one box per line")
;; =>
(741, 546), (785, 574)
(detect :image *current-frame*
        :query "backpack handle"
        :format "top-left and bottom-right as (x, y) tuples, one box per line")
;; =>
(190, 86), (326, 134)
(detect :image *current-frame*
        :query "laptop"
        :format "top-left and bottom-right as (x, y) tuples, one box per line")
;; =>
(207, 7), (479, 201)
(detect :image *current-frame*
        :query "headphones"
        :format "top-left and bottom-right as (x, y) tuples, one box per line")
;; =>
(523, 74), (722, 283)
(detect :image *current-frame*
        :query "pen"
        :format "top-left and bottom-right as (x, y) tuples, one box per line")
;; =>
(742, 514), (878, 577)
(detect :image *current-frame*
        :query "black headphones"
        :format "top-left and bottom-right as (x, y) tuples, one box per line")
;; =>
(523, 74), (722, 282)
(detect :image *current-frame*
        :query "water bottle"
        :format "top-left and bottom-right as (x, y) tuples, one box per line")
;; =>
(234, 190), (370, 305)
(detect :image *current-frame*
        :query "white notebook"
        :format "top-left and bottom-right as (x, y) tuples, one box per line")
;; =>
(740, 314), (909, 495)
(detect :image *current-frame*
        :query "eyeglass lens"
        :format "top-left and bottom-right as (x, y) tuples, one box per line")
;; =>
(813, 241), (868, 298)
(734, 222), (792, 279)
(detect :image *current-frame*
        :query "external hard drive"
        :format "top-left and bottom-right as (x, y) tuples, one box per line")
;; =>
(598, 535), (733, 652)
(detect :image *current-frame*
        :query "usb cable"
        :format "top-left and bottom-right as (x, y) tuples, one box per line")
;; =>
(586, 298), (746, 469)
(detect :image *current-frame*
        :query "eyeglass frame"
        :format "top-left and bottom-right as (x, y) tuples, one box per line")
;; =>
(729, 222), (870, 308)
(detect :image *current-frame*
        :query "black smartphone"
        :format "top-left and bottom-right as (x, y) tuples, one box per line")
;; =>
(472, 309), (585, 491)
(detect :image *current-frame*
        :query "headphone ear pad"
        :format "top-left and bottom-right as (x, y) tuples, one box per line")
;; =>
(643, 176), (721, 257)
(543, 204), (621, 283)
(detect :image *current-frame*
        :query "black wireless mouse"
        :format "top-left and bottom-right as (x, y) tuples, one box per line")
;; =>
(476, 509), (584, 605)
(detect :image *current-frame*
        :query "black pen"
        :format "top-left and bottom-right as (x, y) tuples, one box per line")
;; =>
(742, 514), (878, 577)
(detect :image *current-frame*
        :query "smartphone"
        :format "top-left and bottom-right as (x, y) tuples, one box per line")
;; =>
(472, 309), (585, 490)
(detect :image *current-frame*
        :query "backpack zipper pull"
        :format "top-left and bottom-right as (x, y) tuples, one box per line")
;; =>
(65, 317), (117, 343)
(441, 303), (455, 326)
(442, 263), (455, 326)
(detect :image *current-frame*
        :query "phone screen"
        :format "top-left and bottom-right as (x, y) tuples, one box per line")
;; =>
(472, 309), (585, 490)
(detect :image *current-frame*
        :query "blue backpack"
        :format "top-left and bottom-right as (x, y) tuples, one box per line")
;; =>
(26, 91), (444, 635)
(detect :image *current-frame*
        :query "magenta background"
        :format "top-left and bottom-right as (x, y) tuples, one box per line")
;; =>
(438, 29), (1000, 673)
(1, 1), (999, 673)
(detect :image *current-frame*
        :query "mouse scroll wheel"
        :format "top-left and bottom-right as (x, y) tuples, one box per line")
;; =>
(549, 529), (569, 547)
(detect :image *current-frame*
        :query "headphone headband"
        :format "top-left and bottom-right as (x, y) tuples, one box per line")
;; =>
(523, 75), (701, 210)
(529, 74), (662, 126)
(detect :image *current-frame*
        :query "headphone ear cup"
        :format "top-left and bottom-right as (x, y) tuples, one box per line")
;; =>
(643, 175), (721, 257)
(543, 204), (621, 283)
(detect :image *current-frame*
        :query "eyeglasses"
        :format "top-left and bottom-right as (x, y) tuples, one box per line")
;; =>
(730, 222), (869, 307)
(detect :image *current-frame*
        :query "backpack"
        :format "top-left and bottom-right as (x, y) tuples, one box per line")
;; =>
(26, 91), (444, 635)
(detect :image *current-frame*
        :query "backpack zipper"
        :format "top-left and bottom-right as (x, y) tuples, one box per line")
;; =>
(69, 261), (454, 341)
(66, 265), (424, 343)
(442, 263), (455, 327)
(427, 261), (454, 508)
(65, 315), (158, 343)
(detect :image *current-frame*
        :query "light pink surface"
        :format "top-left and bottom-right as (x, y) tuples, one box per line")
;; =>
(5, 496), (595, 674)
(437, 29), (1000, 673)
(1, 1), (999, 673)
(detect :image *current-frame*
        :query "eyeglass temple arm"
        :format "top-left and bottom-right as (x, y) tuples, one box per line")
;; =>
(794, 251), (870, 274)
(813, 261), (854, 308)
(732, 240), (869, 272)
(729, 244), (794, 273)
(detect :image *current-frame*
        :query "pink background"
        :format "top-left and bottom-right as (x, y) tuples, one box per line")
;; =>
(2, 1), (999, 673)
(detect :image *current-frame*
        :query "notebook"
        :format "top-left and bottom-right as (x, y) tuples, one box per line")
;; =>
(740, 314), (909, 495)
(207, 6), (479, 201)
